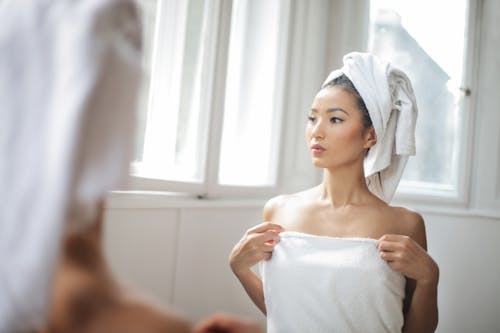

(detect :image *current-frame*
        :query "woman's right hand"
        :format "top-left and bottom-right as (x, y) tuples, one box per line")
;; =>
(229, 222), (283, 277)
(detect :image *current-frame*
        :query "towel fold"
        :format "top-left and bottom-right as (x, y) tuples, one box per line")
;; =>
(260, 232), (406, 333)
(322, 52), (418, 202)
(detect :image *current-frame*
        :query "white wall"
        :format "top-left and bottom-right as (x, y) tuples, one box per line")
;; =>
(425, 213), (500, 333)
(104, 203), (267, 325)
(103, 1), (500, 332)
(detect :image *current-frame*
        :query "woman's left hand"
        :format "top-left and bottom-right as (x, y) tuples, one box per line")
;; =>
(377, 234), (439, 285)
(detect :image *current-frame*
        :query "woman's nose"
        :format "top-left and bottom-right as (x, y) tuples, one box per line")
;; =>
(311, 119), (325, 140)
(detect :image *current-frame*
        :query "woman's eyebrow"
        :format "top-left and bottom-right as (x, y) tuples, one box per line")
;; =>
(310, 108), (349, 116)
(327, 108), (349, 116)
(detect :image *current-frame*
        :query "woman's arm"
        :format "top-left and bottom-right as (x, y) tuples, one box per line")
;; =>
(229, 222), (282, 314)
(402, 275), (439, 333)
(229, 199), (283, 314)
(377, 212), (439, 333)
(231, 268), (267, 314)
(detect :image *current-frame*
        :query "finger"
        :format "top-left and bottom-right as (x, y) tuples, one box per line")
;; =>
(260, 242), (278, 252)
(377, 240), (403, 252)
(387, 260), (405, 274)
(246, 222), (284, 235)
(377, 234), (410, 247)
(380, 251), (400, 262)
(246, 245), (275, 263)
(250, 230), (281, 244)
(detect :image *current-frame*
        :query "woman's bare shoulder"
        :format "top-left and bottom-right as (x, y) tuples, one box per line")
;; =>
(386, 205), (427, 249)
(263, 187), (319, 221)
(263, 195), (288, 220)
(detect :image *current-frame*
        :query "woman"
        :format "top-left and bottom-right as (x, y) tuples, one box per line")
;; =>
(229, 53), (439, 333)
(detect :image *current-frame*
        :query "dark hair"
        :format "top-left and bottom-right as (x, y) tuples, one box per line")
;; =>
(324, 74), (373, 129)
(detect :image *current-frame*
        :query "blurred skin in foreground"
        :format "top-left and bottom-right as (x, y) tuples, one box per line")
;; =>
(194, 313), (263, 333)
(39, 205), (262, 333)
(39, 206), (192, 333)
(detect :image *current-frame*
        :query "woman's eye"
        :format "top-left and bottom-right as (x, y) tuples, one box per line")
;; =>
(308, 116), (316, 123)
(330, 117), (343, 124)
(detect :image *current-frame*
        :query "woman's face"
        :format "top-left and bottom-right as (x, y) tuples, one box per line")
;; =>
(306, 85), (375, 169)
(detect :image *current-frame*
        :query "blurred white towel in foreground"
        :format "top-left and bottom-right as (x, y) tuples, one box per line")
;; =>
(323, 52), (418, 203)
(0, 0), (142, 331)
(260, 232), (406, 333)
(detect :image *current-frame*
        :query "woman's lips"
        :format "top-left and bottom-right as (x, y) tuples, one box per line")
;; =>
(311, 144), (326, 154)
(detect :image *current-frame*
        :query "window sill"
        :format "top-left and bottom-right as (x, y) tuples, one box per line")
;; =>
(106, 190), (500, 219)
(105, 190), (266, 209)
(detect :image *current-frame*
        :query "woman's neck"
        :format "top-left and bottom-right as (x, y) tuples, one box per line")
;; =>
(320, 162), (373, 208)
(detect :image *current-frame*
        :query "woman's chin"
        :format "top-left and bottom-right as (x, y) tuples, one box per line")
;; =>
(312, 160), (328, 168)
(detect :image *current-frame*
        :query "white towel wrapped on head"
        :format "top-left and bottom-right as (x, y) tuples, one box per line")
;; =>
(322, 52), (418, 203)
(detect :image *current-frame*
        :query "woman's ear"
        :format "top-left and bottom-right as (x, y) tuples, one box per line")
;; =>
(363, 126), (377, 149)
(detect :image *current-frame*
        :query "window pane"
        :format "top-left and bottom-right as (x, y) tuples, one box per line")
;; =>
(218, 0), (287, 186)
(369, 0), (467, 188)
(137, 0), (212, 182)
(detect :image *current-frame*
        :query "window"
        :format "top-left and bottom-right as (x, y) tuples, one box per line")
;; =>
(133, 0), (475, 201)
(369, 0), (473, 199)
(133, 0), (290, 195)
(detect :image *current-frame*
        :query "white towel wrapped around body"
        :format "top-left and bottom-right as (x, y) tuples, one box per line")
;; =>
(259, 232), (406, 333)
(322, 52), (418, 203)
